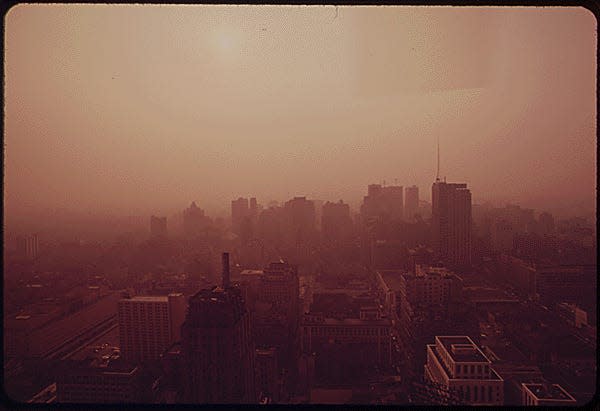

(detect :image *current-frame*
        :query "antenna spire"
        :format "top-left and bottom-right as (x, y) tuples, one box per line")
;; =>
(436, 135), (440, 182)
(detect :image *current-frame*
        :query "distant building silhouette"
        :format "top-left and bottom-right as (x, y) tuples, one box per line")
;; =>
(321, 200), (353, 243)
(231, 197), (250, 235)
(150, 216), (167, 239)
(283, 196), (316, 247)
(361, 184), (404, 222)
(183, 202), (209, 237)
(404, 185), (419, 221)
(431, 180), (472, 268)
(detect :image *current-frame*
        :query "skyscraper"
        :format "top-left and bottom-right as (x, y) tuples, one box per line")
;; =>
(183, 202), (208, 237)
(181, 254), (256, 403)
(432, 181), (472, 268)
(321, 200), (353, 243)
(360, 184), (404, 222)
(405, 186), (419, 221)
(118, 293), (186, 363)
(231, 197), (250, 235)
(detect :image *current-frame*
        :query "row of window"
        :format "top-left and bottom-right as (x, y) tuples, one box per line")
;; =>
(307, 327), (388, 336)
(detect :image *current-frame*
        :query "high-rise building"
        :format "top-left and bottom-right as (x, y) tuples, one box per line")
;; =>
(183, 202), (208, 237)
(181, 253), (256, 403)
(360, 184), (404, 221)
(424, 336), (504, 405)
(150, 216), (168, 239)
(398, 265), (465, 371)
(232, 197), (250, 235)
(405, 185), (419, 221)
(255, 347), (280, 403)
(283, 197), (316, 246)
(238, 262), (300, 370)
(118, 293), (186, 363)
(431, 181), (472, 268)
(321, 200), (353, 243)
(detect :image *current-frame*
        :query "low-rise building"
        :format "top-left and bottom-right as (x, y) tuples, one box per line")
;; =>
(521, 383), (576, 406)
(424, 336), (504, 405)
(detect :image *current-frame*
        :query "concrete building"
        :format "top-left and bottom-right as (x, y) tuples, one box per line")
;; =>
(150, 216), (167, 239)
(181, 286), (256, 403)
(118, 293), (186, 363)
(321, 200), (353, 243)
(181, 255), (256, 403)
(55, 355), (146, 403)
(424, 336), (504, 405)
(283, 196), (316, 246)
(301, 310), (392, 371)
(405, 185), (419, 221)
(255, 347), (280, 403)
(238, 262), (300, 370)
(521, 383), (576, 406)
(431, 181), (472, 268)
(361, 184), (404, 222)
(231, 197), (250, 235)
(183, 202), (208, 237)
(398, 266), (464, 371)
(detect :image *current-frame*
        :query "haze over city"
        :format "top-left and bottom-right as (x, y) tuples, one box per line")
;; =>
(2, 4), (597, 407)
(4, 5), (596, 221)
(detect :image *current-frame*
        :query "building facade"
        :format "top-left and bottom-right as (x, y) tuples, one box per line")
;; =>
(181, 286), (256, 403)
(424, 336), (504, 405)
(431, 181), (472, 268)
(118, 293), (186, 363)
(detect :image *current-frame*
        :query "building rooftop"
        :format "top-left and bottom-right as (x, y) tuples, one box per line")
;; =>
(122, 295), (169, 302)
(437, 336), (490, 363)
(522, 383), (576, 402)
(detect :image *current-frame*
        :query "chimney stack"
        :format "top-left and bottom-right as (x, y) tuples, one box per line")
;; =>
(222, 252), (230, 288)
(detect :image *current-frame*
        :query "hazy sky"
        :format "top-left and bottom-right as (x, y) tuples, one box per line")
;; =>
(4, 5), (596, 217)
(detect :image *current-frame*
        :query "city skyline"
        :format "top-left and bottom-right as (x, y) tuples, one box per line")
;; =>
(4, 5), (596, 219)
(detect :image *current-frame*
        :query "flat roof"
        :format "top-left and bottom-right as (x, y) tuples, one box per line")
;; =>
(121, 296), (168, 302)
(437, 336), (490, 363)
(522, 383), (576, 401)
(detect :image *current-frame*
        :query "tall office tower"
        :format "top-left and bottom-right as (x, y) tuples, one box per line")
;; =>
(424, 336), (504, 405)
(239, 262), (300, 370)
(398, 265), (464, 372)
(360, 184), (404, 221)
(431, 181), (472, 268)
(16, 234), (39, 260)
(181, 255), (256, 403)
(283, 196), (316, 245)
(405, 185), (419, 221)
(250, 197), (258, 214)
(183, 202), (208, 237)
(232, 197), (250, 235)
(321, 200), (353, 243)
(255, 347), (280, 403)
(118, 293), (186, 363)
(150, 216), (168, 239)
